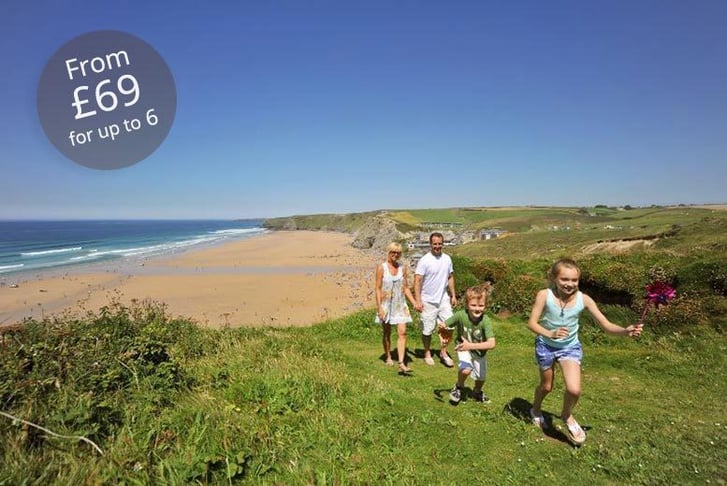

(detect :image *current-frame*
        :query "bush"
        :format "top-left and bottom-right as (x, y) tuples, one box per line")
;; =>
(0, 300), (207, 449)
(490, 274), (543, 315)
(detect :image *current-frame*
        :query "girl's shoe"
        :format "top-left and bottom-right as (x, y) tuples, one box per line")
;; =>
(398, 362), (412, 373)
(563, 418), (586, 445)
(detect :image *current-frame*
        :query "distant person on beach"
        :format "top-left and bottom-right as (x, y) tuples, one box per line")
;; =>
(414, 232), (456, 367)
(440, 283), (496, 404)
(527, 258), (642, 446)
(375, 242), (416, 373)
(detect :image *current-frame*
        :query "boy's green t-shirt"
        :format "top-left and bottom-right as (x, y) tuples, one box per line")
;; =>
(444, 310), (494, 358)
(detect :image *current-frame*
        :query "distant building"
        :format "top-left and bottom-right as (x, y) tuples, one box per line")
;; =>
(479, 228), (505, 240)
(419, 222), (464, 229)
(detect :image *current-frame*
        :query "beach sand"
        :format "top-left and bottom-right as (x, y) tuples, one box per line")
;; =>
(0, 231), (379, 328)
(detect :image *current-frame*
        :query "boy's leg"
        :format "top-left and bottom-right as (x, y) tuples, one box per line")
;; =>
(470, 356), (490, 403)
(456, 367), (470, 388)
(449, 366), (471, 403)
(450, 351), (472, 403)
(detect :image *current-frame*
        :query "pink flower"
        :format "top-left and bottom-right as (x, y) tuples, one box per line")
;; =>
(637, 280), (677, 327)
(645, 281), (676, 307)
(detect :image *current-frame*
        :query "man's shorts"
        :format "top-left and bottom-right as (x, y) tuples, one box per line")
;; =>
(419, 297), (453, 336)
(457, 351), (487, 381)
(534, 337), (583, 370)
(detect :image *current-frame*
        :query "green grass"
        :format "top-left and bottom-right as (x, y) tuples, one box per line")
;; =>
(1, 304), (725, 484)
(452, 207), (726, 259)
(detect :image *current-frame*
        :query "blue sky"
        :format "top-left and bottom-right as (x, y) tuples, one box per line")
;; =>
(1, 1), (726, 219)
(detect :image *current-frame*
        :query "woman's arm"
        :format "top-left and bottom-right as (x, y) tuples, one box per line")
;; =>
(374, 264), (386, 320)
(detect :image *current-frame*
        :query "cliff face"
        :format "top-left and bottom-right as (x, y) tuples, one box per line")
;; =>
(263, 211), (408, 251)
(351, 214), (407, 251)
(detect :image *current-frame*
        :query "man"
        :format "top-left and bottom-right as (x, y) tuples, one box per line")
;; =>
(414, 232), (457, 366)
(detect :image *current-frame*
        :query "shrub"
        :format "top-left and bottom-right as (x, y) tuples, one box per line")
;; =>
(490, 274), (543, 315)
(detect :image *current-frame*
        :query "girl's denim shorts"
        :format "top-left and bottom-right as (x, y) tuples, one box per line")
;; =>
(535, 337), (582, 370)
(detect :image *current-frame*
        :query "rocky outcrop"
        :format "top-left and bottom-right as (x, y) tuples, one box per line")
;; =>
(352, 214), (407, 251)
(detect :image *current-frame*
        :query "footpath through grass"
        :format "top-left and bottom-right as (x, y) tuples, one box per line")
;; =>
(1, 304), (724, 484)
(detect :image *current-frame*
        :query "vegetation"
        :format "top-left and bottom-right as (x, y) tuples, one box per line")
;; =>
(1, 301), (724, 483)
(262, 211), (379, 232)
(2, 205), (724, 483)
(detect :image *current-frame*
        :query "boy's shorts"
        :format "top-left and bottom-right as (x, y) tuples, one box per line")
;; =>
(457, 351), (487, 381)
(534, 338), (582, 370)
(419, 297), (453, 336)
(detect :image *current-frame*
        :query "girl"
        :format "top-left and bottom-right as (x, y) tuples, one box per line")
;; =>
(527, 258), (642, 445)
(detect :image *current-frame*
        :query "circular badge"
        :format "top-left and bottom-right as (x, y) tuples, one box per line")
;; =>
(37, 30), (177, 170)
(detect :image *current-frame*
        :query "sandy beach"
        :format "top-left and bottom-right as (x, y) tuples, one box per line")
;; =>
(0, 231), (379, 328)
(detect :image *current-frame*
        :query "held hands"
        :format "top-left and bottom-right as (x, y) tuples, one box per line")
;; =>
(437, 322), (452, 345)
(377, 307), (387, 323)
(414, 300), (423, 312)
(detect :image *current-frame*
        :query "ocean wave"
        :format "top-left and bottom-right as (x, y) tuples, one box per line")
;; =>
(208, 228), (263, 235)
(0, 264), (24, 272)
(21, 246), (83, 257)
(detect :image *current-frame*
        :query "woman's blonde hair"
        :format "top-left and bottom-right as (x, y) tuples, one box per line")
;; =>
(386, 242), (403, 254)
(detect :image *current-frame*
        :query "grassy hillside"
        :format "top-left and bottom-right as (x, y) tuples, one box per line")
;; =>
(451, 207), (725, 259)
(1, 302), (724, 483)
(2, 206), (724, 482)
(262, 211), (380, 232)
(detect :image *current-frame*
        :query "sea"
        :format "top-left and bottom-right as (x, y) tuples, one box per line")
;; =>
(0, 220), (266, 277)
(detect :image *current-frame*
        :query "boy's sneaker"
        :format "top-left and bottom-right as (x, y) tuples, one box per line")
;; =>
(530, 408), (546, 429)
(471, 390), (491, 403)
(449, 385), (462, 403)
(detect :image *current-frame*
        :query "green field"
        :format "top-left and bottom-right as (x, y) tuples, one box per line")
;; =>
(1, 303), (724, 484)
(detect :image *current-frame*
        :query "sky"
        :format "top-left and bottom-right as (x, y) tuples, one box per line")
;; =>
(1, 0), (726, 219)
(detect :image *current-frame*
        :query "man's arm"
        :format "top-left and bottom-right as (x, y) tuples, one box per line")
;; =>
(448, 273), (457, 307)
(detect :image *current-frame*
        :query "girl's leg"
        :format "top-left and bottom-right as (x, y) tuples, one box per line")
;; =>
(532, 366), (555, 415)
(396, 323), (407, 364)
(473, 379), (485, 393)
(558, 359), (582, 423)
(382, 323), (392, 363)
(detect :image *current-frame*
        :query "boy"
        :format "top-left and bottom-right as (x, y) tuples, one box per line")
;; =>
(440, 284), (496, 404)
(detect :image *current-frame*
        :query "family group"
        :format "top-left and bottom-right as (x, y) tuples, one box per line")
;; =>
(373, 232), (642, 446)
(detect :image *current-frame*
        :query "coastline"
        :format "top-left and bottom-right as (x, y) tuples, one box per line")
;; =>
(0, 231), (379, 328)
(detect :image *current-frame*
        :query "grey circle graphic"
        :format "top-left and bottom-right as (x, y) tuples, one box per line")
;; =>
(37, 30), (176, 170)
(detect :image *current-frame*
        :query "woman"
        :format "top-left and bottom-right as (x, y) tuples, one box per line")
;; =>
(375, 242), (416, 373)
